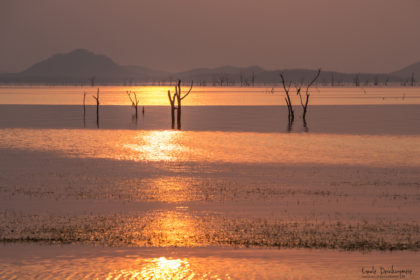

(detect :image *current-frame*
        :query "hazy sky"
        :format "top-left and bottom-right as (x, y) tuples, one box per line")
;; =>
(1, 0), (419, 73)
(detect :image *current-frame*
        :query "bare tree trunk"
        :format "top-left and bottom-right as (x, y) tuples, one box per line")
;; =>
(303, 102), (308, 120)
(167, 90), (175, 129)
(280, 73), (294, 122)
(354, 74), (360, 87)
(298, 69), (321, 123)
(127, 91), (140, 120)
(96, 100), (99, 128)
(167, 80), (193, 130)
(92, 88), (100, 128)
(176, 81), (182, 130)
(287, 119), (293, 132)
(83, 91), (87, 127)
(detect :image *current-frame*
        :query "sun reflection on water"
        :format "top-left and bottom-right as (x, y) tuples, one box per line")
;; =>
(124, 130), (186, 161)
(144, 177), (195, 203)
(139, 257), (193, 280)
(1, 129), (420, 167)
(143, 210), (203, 247)
(106, 256), (231, 280)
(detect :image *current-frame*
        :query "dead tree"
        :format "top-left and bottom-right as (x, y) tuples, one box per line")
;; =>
(167, 89), (176, 129)
(354, 74), (360, 87)
(82, 91), (87, 126)
(92, 88), (100, 128)
(374, 76), (379, 86)
(175, 80), (193, 130)
(296, 69), (321, 123)
(280, 73), (294, 123)
(167, 80), (193, 130)
(384, 77), (389, 87)
(126, 90), (140, 119)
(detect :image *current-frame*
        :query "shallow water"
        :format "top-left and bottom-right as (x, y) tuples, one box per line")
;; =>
(1, 85), (420, 105)
(0, 245), (418, 280)
(0, 129), (419, 166)
(1, 105), (420, 135)
(1, 86), (420, 278)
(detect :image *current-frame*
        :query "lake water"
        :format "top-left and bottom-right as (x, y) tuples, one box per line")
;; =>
(0, 86), (419, 279)
(1, 85), (420, 105)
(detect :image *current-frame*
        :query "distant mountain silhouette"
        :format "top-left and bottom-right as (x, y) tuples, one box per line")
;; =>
(0, 49), (418, 85)
(392, 62), (420, 79)
(21, 49), (127, 78)
(0, 49), (164, 83)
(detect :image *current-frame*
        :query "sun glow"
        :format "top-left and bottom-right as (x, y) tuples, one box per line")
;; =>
(139, 257), (191, 280)
(124, 130), (186, 161)
(142, 210), (203, 247)
(107, 258), (192, 280)
(144, 177), (195, 202)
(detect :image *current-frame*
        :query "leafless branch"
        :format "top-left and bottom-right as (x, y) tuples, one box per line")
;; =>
(181, 81), (194, 100)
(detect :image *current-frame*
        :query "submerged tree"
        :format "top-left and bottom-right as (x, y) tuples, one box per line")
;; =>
(280, 73), (294, 123)
(176, 80), (193, 130)
(296, 69), (321, 123)
(167, 80), (193, 130)
(240, 71), (256, 87)
(384, 77), (389, 87)
(82, 91), (87, 126)
(126, 90), (140, 120)
(354, 74), (360, 87)
(167, 89), (176, 129)
(280, 69), (321, 131)
(92, 88), (100, 128)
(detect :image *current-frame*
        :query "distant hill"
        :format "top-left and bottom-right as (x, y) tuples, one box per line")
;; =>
(392, 62), (420, 79)
(0, 49), (165, 84)
(21, 49), (125, 78)
(0, 48), (418, 85)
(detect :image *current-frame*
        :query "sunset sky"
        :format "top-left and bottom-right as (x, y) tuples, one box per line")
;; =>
(1, 0), (419, 73)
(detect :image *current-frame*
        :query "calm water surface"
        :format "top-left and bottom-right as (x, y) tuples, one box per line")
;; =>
(1, 85), (420, 105)
(1, 245), (418, 280)
(0, 86), (419, 279)
(1, 129), (419, 166)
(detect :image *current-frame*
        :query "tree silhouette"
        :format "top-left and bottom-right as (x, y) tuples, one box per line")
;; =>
(167, 80), (193, 129)
(92, 88), (100, 128)
(126, 90), (140, 120)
